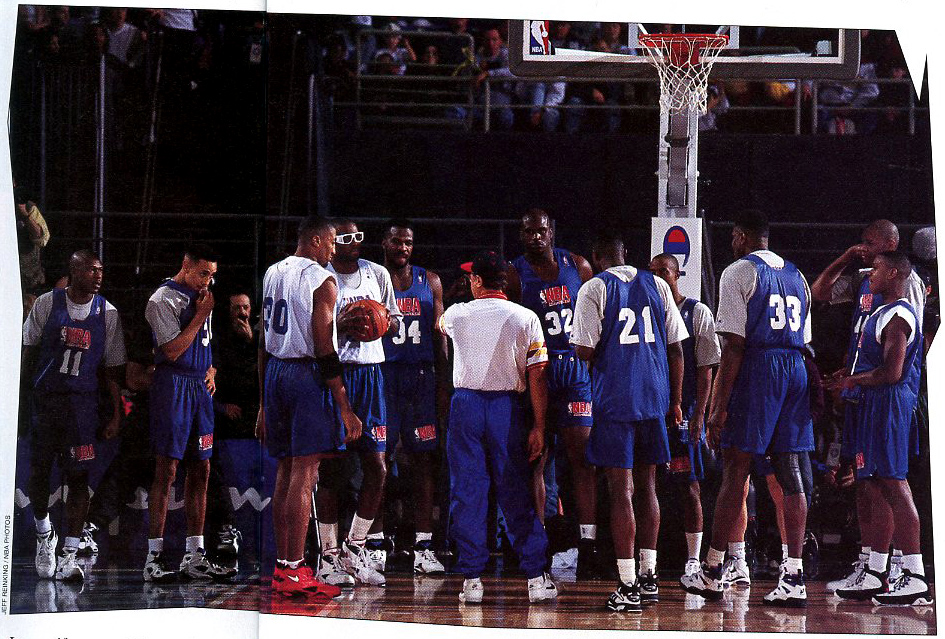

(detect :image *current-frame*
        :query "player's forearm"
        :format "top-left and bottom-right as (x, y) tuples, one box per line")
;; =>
(667, 342), (684, 406)
(694, 365), (714, 418)
(159, 315), (206, 362)
(257, 346), (268, 407)
(385, 316), (401, 337)
(811, 254), (851, 302)
(527, 365), (549, 432)
(325, 376), (357, 418)
(712, 336), (745, 413)
(105, 366), (124, 419)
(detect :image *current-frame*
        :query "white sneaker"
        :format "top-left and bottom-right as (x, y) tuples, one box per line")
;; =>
(318, 550), (356, 587)
(35, 529), (58, 579)
(763, 571), (807, 608)
(680, 563), (724, 601)
(721, 556), (751, 587)
(528, 572), (558, 603)
(143, 551), (177, 583)
(414, 547), (446, 574)
(341, 541), (386, 586)
(459, 578), (484, 604)
(55, 549), (85, 581)
(366, 548), (387, 573)
(684, 558), (702, 578)
(872, 570), (933, 606)
(836, 567), (886, 601)
(77, 522), (99, 556)
(179, 548), (238, 581)
(826, 553), (867, 593)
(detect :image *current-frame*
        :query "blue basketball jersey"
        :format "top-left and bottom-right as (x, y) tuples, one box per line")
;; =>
(852, 300), (922, 395)
(847, 274), (884, 365)
(383, 266), (435, 364)
(592, 269), (670, 422)
(742, 254), (809, 351)
(679, 297), (698, 420)
(153, 280), (213, 376)
(513, 248), (584, 353)
(34, 288), (107, 393)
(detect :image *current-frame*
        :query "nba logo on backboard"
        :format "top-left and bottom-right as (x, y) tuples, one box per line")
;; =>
(663, 225), (691, 269)
(529, 21), (552, 55)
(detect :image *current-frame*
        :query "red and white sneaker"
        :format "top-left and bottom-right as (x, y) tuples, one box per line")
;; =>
(274, 564), (343, 599)
(299, 565), (342, 598)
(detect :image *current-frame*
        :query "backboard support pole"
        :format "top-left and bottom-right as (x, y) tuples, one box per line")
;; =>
(657, 106), (699, 218)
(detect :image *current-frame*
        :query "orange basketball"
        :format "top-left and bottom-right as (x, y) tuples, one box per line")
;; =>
(343, 298), (390, 342)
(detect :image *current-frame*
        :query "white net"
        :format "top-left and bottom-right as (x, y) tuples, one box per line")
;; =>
(639, 34), (729, 116)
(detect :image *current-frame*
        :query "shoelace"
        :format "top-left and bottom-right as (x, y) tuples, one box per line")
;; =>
(888, 572), (911, 593)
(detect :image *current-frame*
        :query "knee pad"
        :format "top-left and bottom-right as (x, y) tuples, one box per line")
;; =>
(771, 453), (805, 497)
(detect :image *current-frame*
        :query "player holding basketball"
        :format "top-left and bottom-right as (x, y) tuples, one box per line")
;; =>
(377, 218), (448, 574)
(257, 216), (362, 598)
(833, 251), (930, 606)
(317, 219), (402, 587)
(681, 210), (813, 607)
(22, 250), (126, 581)
(571, 232), (687, 612)
(144, 244), (235, 582)
(648, 253), (720, 579)
(438, 250), (557, 605)
(810, 219), (926, 592)
(507, 209), (599, 577)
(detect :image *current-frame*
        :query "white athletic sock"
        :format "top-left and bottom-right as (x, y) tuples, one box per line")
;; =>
(580, 524), (598, 540)
(35, 515), (52, 535)
(148, 538), (164, 554)
(706, 547), (725, 569)
(616, 558), (636, 585)
(902, 554), (925, 576)
(276, 559), (287, 568)
(416, 532), (433, 544)
(868, 551), (889, 573)
(784, 557), (803, 575)
(861, 545), (872, 557)
(185, 535), (204, 553)
(728, 541), (746, 560)
(285, 558), (304, 570)
(348, 514), (374, 542)
(685, 532), (703, 560)
(366, 532), (385, 542)
(63, 536), (80, 551)
(782, 544), (789, 561)
(892, 548), (903, 561)
(318, 522), (339, 552)
(639, 548), (657, 575)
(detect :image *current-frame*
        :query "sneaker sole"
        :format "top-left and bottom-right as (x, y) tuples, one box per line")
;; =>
(606, 602), (643, 613)
(836, 590), (884, 601)
(871, 595), (934, 606)
(680, 584), (724, 601)
(459, 595), (483, 604)
(762, 597), (807, 608)
(415, 568), (447, 575)
(641, 596), (659, 606)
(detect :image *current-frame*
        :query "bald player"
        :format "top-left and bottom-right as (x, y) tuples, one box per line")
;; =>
(22, 250), (126, 581)
(811, 219), (926, 592)
(834, 251), (930, 606)
(507, 208), (599, 577)
(648, 253), (720, 579)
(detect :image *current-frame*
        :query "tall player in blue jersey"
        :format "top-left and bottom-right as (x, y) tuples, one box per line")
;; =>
(834, 251), (930, 606)
(571, 232), (687, 612)
(144, 244), (235, 582)
(376, 218), (449, 574)
(810, 219), (926, 593)
(22, 250), (126, 581)
(681, 210), (813, 607)
(507, 209), (598, 577)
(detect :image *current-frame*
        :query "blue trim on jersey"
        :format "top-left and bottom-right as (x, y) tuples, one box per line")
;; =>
(153, 279), (213, 376)
(512, 248), (584, 354)
(34, 288), (108, 393)
(382, 266), (435, 364)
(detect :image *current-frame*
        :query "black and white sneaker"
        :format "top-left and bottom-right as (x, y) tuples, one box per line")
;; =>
(639, 571), (659, 605)
(837, 567), (886, 601)
(872, 570), (934, 607)
(762, 570), (807, 608)
(77, 522), (99, 556)
(35, 528), (58, 579)
(143, 552), (178, 583)
(606, 581), (642, 613)
(180, 548), (238, 581)
(216, 525), (242, 557)
(680, 563), (724, 601)
(527, 572), (558, 603)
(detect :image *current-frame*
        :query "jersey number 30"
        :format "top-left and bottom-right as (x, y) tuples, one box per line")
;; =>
(769, 294), (803, 332)
(263, 297), (289, 335)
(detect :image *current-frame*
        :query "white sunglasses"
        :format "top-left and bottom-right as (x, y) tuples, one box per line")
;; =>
(336, 232), (365, 245)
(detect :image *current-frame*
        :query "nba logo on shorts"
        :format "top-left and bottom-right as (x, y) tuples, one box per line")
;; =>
(70, 445), (95, 461)
(669, 456), (691, 474)
(374, 425), (388, 442)
(529, 21), (552, 55)
(415, 424), (436, 442)
(663, 226), (691, 268)
(198, 434), (214, 451)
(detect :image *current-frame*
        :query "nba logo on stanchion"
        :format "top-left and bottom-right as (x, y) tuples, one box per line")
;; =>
(529, 21), (552, 55)
(663, 226), (691, 271)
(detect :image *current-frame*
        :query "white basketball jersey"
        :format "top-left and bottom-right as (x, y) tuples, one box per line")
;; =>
(330, 259), (388, 364)
(262, 256), (336, 359)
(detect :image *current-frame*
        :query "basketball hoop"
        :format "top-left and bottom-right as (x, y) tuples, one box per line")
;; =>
(639, 33), (729, 116)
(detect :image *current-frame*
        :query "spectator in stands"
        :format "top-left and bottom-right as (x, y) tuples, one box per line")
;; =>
(103, 7), (146, 68)
(563, 38), (622, 134)
(598, 22), (627, 54)
(550, 21), (584, 51)
(517, 80), (566, 132)
(324, 32), (357, 100)
(818, 35), (880, 135)
(439, 18), (473, 67)
(40, 6), (86, 62)
(14, 180), (50, 293)
(699, 83), (730, 132)
(373, 23), (416, 75)
(474, 28), (514, 130)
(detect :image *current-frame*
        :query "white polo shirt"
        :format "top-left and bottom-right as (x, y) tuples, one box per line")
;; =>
(438, 295), (548, 393)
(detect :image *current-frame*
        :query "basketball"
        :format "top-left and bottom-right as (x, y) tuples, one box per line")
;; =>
(343, 298), (390, 342)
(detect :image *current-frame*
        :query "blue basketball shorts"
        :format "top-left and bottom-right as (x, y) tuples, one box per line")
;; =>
(382, 362), (438, 454)
(723, 348), (814, 455)
(31, 392), (100, 471)
(342, 363), (387, 453)
(264, 357), (344, 459)
(666, 417), (704, 482)
(840, 403), (858, 462)
(586, 418), (670, 469)
(854, 386), (918, 480)
(150, 366), (215, 461)
(546, 352), (593, 429)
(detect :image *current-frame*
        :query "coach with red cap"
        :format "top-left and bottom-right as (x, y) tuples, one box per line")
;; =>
(438, 250), (558, 605)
